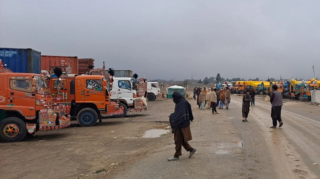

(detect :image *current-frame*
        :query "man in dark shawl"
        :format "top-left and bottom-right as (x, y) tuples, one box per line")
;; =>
(250, 88), (256, 106)
(196, 88), (201, 108)
(242, 91), (251, 122)
(193, 87), (197, 100)
(270, 85), (284, 128)
(168, 92), (197, 161)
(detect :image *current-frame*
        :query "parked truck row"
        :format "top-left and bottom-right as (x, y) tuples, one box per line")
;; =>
(0, 47), (163, 142)
(230, 79), (320, 101)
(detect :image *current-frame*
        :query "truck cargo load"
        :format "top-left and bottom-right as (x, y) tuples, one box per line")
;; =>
(0, 48), (41, 73)
(78, 58), (94, 75)
(41, 55), (79, 75)
(105, 70), (133, 77)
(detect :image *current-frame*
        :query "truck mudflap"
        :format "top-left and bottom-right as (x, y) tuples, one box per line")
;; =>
(38, 109), (71, 131)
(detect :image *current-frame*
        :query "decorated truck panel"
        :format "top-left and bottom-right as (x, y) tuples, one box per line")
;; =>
(0, 72), (70, 142)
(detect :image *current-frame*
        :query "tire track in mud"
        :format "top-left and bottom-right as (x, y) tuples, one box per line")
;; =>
(232, 95), (317, 179)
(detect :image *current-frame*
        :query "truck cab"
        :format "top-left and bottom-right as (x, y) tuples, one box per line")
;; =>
(0, 73), (70, 142)
(239, 82), (245, 94)
(135, 78), (162, 101)
(146, 82), (161, 101)
(49, 75), (126, 127)
(110, 77), (147, 114)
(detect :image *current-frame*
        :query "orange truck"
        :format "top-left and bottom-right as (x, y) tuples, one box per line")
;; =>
(238, 81), (246, 94)
(49, 74), (133, 127)
(0, 72), (70, 142)
(309, 78), (320, 90)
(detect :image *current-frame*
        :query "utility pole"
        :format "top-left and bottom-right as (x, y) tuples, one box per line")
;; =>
(313, 65), (315, 79)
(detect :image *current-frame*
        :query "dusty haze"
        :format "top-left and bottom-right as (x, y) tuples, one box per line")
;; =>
(0, 0), (319, 80)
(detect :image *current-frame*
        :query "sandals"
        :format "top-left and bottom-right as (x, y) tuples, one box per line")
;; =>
(279, 122), (283, 128)
(270, 126), (276, 128)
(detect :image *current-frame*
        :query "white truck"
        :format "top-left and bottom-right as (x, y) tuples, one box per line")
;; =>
(145, 82), (161, 101)
(136, 78), (162, 101)
(222, 83), (233, 89)
(110, 77), (147, 116)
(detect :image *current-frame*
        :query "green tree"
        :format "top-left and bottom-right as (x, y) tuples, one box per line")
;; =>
(203, 77), (209, 84)
(216, 73), (221, 83)
(208, 77), (215, 83)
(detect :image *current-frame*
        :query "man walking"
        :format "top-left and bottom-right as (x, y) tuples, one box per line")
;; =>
(211, 89), (218, 114)
(196, 88), (201, 107)
(250, 88), (256, 106)
(225, 87), (231, 109)
(168, 92), (196, 161)
(193, 87), (197, 100)
(270, 85), (284, 128)
(216, 88), (221, 109)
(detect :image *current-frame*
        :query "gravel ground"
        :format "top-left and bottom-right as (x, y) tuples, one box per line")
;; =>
(1, 95), (320, 179)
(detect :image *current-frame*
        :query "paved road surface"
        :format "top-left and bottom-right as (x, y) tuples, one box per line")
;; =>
(112, 95), (320, 179)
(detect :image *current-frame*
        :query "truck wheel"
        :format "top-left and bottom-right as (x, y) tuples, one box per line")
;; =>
(260, 91), (264, 95)
(77, 108), (98, 127)
(116, 103), (127, 118)
(240, 90), (244, 94)
(0, 117), (27, 142)
(147, 94), (156, 101)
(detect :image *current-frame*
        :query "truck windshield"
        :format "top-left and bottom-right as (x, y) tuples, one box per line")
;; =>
(86, 79), (103, 91)
(151, 83), (158, 88)
(34, 76), (51, 94)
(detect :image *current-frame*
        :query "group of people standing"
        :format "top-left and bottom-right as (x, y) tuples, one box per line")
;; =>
(168, 85), (284, 161)
(194, 87), (231, 114)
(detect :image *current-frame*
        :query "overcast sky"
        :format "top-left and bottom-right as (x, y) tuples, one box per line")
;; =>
(1, 0), (319, 80)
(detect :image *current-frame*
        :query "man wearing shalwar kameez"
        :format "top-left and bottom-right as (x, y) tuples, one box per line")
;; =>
(270, 85), (284, 128)
(168, 92), (196, 161)
(225, 87), (231, 109)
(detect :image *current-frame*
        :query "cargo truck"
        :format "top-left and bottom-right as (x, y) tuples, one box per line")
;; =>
(0, 69), (70, 142)
(136, 78), (163, 101)
(48, 73), (132, 127)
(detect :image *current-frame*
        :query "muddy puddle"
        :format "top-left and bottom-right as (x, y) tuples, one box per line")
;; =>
(215, 141), (243, 155)
(142, 129), (169, 138)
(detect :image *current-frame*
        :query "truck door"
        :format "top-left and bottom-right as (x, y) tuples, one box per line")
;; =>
(7, 77), (36, 117)
(75, 78), (85, 102)
(84, 79), (105, 105)
(149, 82), (159, 95)
(117, 79), (133, 100)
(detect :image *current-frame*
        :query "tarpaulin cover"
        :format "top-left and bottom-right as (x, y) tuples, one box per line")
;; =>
(311, 90), (320, 104)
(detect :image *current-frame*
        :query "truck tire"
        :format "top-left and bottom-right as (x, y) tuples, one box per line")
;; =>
(0, 117), (27, 142)
(77, 108), (98, 127)
(260, 91), (264, 95)
(147, 94), (156, 101)
(240, 90), (244, 94)
(116, 103), (127, 118)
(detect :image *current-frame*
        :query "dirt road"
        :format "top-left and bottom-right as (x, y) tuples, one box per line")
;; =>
(113, 95), (320, 179)
(1, 95), (320, 179)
